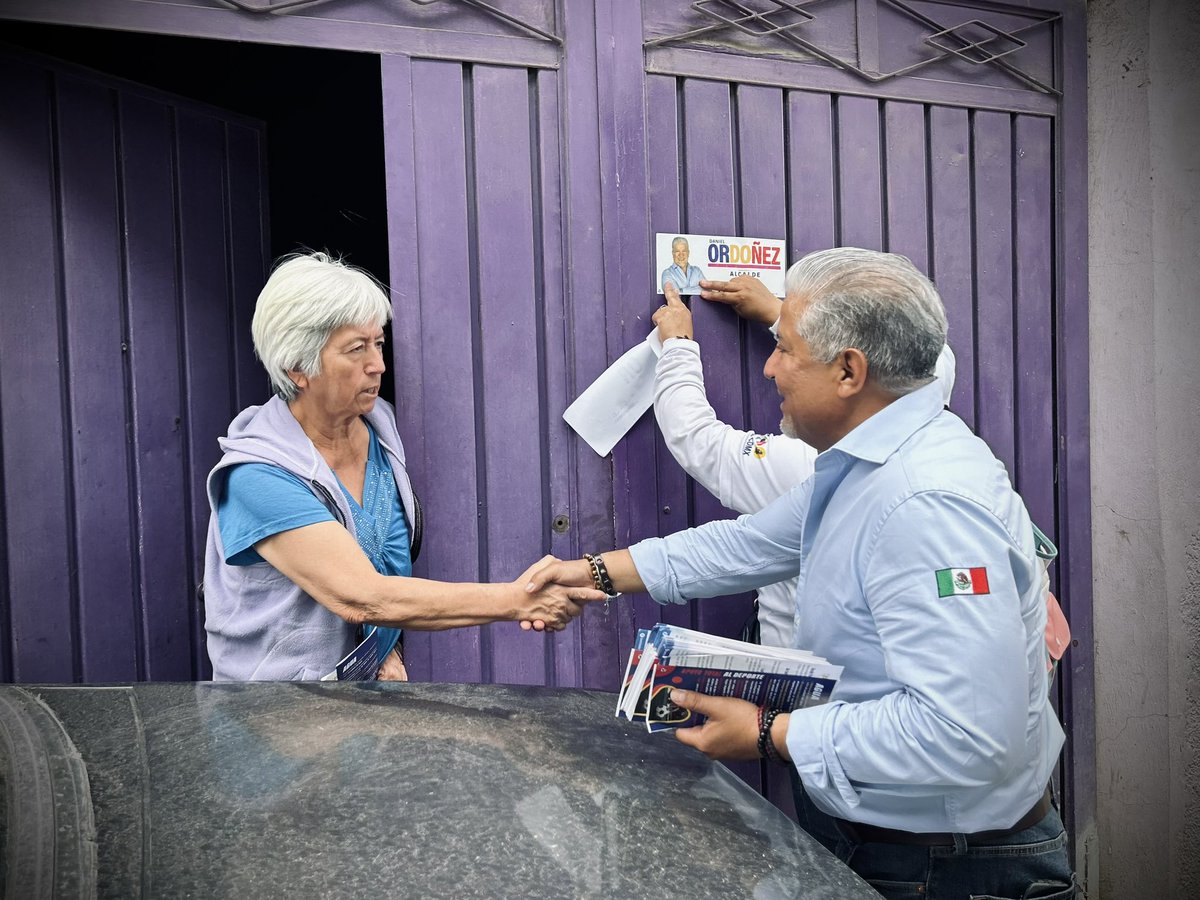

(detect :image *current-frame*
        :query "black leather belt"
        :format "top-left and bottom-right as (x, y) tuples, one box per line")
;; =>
(837, 786), (1053, 847)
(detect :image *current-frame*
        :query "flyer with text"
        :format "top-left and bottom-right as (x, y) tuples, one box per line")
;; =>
(655, 232), (786, 297)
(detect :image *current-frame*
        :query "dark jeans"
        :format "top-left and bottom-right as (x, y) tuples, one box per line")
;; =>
(792, 780), (1077, 900)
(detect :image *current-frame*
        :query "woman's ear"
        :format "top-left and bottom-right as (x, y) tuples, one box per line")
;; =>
(287, 368), (308, 392)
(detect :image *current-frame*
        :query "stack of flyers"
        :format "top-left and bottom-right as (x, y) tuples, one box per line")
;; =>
(616, 624), (843, 733)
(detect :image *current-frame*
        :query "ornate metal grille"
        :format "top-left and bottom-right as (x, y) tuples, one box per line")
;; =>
(208, 0), (562, 45)
(645, 0), (1060, 95)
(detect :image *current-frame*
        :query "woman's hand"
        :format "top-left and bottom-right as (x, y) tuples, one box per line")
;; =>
(653, 283), (694, 342)
(698, 276), (783, 325)
(376, 646), (408, 681)
(513, 556), (604, 632)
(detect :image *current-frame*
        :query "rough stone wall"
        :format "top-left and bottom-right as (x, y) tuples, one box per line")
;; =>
(1088, 1), (1200, 897)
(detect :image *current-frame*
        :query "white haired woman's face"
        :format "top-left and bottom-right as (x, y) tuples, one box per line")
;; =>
(289, 323), (386, 419)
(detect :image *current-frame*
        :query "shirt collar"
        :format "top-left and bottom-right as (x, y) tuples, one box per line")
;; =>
(824, 379), (944, 465)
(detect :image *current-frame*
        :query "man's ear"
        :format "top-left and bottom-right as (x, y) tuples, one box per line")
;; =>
(836, 348), (869, 397)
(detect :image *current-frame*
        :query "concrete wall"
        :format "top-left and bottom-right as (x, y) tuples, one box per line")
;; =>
(1088, 1), (1200, 897)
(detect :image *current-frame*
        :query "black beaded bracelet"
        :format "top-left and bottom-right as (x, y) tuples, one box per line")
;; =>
(758, 707), (786, 765)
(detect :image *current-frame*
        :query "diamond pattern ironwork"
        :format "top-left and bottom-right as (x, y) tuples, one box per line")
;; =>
(925, 19), (1026, 66)
(645, 0), (1060, 96)
(692, 0), (813, 38)
(210, 0), (561, 44)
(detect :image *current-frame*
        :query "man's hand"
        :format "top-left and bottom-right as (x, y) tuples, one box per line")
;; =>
(520, 551), (644, 630)
(653, 283), (694, 341)
(523, 556), (595, 594)
(376, 646), (408, 681)
(518, 555), (596, 631)
(671, 689), (780, 761)
(513, 555), (604, 633)
(699, 276), (783, 325)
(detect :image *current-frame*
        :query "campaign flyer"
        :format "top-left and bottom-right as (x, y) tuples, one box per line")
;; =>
(655, 232), (787, 297)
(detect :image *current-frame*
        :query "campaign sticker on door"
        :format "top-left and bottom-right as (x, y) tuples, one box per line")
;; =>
(655, 233), (786, 297)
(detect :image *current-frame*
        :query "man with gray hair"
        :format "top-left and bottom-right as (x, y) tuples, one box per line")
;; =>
(660, 235), (707, 293)
(528, 248), (1075, 897)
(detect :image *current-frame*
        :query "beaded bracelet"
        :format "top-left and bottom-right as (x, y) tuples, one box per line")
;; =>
(757, 707), (787, 765)
(584, 552), (617, 596)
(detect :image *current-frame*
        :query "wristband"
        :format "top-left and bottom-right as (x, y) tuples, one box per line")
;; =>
(584, 552), (617, 596)
(757, 707), (787, 765)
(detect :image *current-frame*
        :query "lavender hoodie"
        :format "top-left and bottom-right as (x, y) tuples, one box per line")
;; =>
(203, 395), (416, 680)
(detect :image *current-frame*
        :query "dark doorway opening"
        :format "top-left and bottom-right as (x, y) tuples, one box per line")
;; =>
(3, 21), (395, 405)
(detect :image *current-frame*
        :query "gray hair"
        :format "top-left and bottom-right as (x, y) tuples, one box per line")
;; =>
(671, 236), (688, 249)
(785, 248), (947, 395)
(251, 252), (393, 402)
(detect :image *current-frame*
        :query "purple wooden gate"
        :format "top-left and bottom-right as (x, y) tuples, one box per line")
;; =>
(0, 47), (269, 682)
(0, 0), (1090, 853)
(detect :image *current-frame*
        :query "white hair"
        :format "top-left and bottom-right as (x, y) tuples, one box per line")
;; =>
(251, 252), (392, 402)
(785, 248), (947, 395)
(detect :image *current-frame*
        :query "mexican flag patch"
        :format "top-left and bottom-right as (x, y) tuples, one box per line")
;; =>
(935, 567), (990, 597)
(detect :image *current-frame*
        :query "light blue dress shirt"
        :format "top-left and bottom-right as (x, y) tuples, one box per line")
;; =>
(628, 380), (1064, 833)
(660, 263), (706, 293)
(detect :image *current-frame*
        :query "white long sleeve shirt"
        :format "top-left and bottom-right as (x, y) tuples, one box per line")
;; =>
(652, 337), (814, 646)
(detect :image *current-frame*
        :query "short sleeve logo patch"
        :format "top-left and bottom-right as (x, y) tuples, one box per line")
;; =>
(936, 567), (990, 597)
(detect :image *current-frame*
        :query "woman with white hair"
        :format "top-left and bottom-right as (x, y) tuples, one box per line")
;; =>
(203, 252), (602, 681)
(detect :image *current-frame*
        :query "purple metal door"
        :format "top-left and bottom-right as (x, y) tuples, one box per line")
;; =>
(0, 0), (1091, 852)
(593, 0), (1088, 842)
(0, 47), (269, 682)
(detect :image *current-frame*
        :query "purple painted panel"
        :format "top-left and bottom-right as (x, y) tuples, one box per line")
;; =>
(680, 78), (751, 647)
(471, 64), (548, 686)
(786, 91), (837, 262)
(176, 108), (235, 680)
(671, 80), (765, 795)
(1013, 115), (1055, 535)
(735, 81), (792, 808)
(836, 95), (884, 250)
(55, 73), (141, 681)
(0, 57), (78, 682)
(119, 93), (193, 682)
(883, 101), (929, 272)
(580, 0), (636, 689)
(648, 46), (1058, 117)
(971, 111), (1016, 473)
(642, 74), (693, 637)
(0, 47), (268, 684)
(735, 84), (788, 436)
(531, 68), (584, 689)
(379, 54), (432, 681)
(928, 105), (974, 423)
(406, 58), (483, 684)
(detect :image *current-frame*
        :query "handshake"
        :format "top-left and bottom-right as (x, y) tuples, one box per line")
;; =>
(512, 552), (634, 633)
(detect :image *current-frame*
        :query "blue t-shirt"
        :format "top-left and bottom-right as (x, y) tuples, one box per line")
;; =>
(216, 423), (411, 669)
(216, 422), (412, 576)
